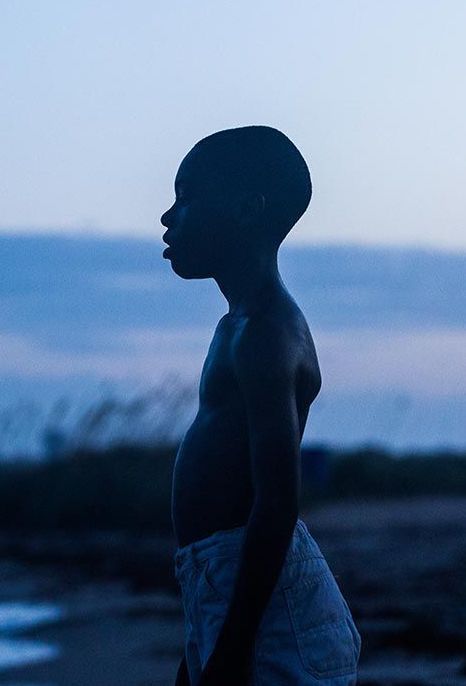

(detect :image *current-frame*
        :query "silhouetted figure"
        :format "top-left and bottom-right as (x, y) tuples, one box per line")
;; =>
(161, 126), (361, 685)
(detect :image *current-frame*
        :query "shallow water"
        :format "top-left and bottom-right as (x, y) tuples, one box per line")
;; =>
(0, 602), (62, 634)
(0, 601), (62, 686)
(0, 562), (182, 686)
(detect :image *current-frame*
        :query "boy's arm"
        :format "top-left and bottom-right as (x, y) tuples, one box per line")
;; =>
(202, 317), (316, 680)
(174, 652), (190, 686)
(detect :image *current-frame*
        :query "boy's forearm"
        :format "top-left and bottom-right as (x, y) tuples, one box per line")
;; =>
(211, 500), (298, 662)
(175, 653), (190, 686)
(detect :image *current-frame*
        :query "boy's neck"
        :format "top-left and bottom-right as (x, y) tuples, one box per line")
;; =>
(214, 249), (286, 318)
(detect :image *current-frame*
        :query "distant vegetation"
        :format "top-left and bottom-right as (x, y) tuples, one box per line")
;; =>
(301, 445), (466, 506)
(1, 381), (465, 534)
(0, 373), (198, 459)
(0, 441), (465, 535)
(0, 444), (175, 533)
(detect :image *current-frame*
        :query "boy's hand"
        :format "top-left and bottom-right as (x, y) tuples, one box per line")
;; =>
(175, 654), (191, 686)
(197, 646), (254, 686)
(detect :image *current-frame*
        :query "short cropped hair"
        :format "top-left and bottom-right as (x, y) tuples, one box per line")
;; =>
(193, 125), (312, 244)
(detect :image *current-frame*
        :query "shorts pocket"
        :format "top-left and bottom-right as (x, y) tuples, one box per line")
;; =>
(176, 566), (200, 616)
(198, 557), (237, 605)
(283, 574), (359, 678)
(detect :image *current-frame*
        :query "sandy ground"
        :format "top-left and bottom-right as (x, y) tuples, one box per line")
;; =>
(0, 573), (184, 686)
(0, 495), (466, 685)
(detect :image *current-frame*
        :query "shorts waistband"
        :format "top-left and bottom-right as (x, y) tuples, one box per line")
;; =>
(174, 518), (323, 577)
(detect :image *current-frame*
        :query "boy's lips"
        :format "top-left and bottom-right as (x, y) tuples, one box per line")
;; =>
(163, 246), (173, 258)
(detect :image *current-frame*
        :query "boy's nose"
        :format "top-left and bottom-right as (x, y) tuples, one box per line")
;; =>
(160, 210), (169, 227)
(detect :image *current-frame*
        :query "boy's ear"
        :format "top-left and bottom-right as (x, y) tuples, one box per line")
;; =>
(238, 191), (266, 225)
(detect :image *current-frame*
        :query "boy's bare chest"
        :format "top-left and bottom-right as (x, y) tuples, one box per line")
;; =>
(198, 320), (240, 409)
(171, 322), (253, 545)
(171, 312), (319, 545)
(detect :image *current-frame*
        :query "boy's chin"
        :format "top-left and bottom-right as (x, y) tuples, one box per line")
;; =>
(170, 259), (211, 280)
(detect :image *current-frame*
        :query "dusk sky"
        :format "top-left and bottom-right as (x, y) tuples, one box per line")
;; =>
(2, 1), (466, 250)
(2, 235), (465, 456)
(1, 3), (465, 457)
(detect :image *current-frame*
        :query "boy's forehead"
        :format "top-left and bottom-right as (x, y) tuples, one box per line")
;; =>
(174, 140), (248, 195)
(176, 146), (214, 185)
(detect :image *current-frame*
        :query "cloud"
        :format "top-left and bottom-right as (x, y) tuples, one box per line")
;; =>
(94, 273), (168, 292)
(314, 327), (466, 396)
(1, 325), (465, 398)
(0, 329), (208, 381)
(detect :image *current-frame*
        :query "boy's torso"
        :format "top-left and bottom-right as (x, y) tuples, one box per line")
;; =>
(171, 294), (321, 547)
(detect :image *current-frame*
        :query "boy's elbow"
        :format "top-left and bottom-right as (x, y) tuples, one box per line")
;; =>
(313, 368), (322, 399)
(254, 487), (300, 523)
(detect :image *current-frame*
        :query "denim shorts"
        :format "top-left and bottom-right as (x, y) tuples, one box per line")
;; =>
(174, 518), (362, 685)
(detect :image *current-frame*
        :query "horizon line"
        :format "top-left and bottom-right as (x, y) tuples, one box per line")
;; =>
(1, 226), (465, 257)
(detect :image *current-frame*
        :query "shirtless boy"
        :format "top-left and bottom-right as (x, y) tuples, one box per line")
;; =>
(161, 126), (361, 686)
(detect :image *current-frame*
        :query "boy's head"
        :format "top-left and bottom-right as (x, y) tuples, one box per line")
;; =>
(161, 125), (312, 279)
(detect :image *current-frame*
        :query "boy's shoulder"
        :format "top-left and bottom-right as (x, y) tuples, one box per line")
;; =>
(228, 303), (321, 404)
(230, 300), (316, 375)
